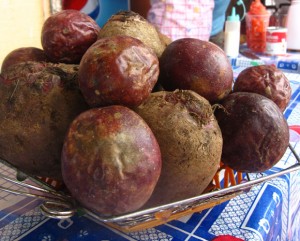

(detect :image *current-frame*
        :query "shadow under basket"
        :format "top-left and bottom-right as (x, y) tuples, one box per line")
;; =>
(0, 143), (299, 233)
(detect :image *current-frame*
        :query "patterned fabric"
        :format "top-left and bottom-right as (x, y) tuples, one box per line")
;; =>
(147, 0), (214, 41)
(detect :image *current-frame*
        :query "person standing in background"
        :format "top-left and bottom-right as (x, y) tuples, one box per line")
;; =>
(146, 0), (214, 41)
(130, 0), (151, 19)
(209, 0), (231, 47)
(131, 0), (231, 46)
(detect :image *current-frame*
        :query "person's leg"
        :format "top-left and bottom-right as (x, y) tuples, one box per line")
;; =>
(209, 31), (224, 48)
(130, 0), (151, 18)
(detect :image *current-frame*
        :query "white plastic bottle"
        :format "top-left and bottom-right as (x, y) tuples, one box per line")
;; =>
(286, 0), (300, 50)
(224, 7), (241, 58)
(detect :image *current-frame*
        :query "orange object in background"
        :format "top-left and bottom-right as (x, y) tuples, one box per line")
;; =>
(246, 0), (270, 53)
(249, 0), (268, 15)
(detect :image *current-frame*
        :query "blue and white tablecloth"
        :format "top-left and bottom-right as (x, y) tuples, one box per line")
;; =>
(1, 53), (300, 241)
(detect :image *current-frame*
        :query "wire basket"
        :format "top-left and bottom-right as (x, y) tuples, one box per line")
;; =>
(0, 144), (299, 232)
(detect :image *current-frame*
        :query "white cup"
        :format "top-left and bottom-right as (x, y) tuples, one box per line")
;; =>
(286, 0), (300, 50)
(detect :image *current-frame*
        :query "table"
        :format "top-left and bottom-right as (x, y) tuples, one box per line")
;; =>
(1, 51), (300, 241)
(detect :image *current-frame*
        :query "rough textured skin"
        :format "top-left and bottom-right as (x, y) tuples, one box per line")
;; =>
(233, 65), (292, 112)
(98, 11), (166, 58)
(159, 38), (233, 103)
(215, 92), (289, 173)
(1, 47), (49, 73)
(158, 31), (172, 48)
(61, 106), (162, 216)
(78, 35), (159, 108)
(134, 90), (223, 207)
(41, 9), (100, 64)
(0, 61), (89, 179)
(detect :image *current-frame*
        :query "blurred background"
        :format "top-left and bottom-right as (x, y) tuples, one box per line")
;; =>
(0, 0), (50, 66)
(0, 0), (293, 67)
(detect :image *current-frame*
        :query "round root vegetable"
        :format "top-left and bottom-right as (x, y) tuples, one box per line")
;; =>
(158, 31), (172, 48)
(215, 92), (289, 173)
(0, 61), (89, 179)
(78, 35), (159, 108)
(134, 90), (223, 207)
(159, 38), (233, 103)
(98, 11), (166, 58)
(61, 105), (162, 216)
(41, 9), (100, 64)
(233, 65), (292, 112)
(1, 47), (49, 73)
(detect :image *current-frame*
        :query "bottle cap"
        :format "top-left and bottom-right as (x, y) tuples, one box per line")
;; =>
(227, 7), (240, 21)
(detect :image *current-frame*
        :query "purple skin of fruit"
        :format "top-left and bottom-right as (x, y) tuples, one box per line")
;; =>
(79, 36), (159, 107)
(215, 92), (289, 173)
(1, 47), (49, 73)
(159, 38), (233, 103)
(233, 65), (292, 112)
(78, 35), (159, 108)
(41, 9), (100, 64)
(61, 105), (162, 216)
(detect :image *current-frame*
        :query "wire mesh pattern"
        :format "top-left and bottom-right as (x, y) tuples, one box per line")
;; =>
(0, 143), (299, 232)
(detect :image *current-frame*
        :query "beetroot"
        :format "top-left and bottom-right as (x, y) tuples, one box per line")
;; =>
(78, 35), (159, 108)
(158, 38), (233, 103)
(41, 10), (100, 64)
(134, 90), (222, 207)
(233, 65), (292, 112)
(98, 11), (167, 58)
(0, 61), (89, 179)
(1, 47), (49, 73)
(61, 105), (162, 216)
(215, 92), (289, 173)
